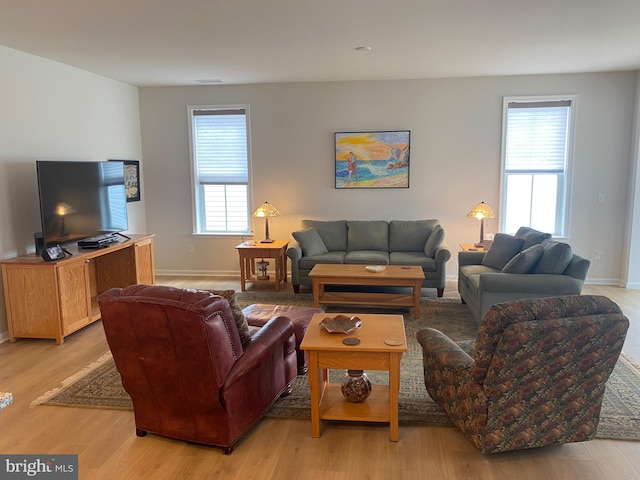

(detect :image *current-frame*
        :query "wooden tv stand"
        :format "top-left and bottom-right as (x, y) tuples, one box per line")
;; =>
(1, 234), (155, 344)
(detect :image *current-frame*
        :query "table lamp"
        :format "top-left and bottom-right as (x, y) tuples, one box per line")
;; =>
(252, 201), (281, 243)
(467, 201), (496, 247)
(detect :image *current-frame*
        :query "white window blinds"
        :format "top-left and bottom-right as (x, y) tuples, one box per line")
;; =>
(193, 109), (248, 185)
(505, 100), (571, 172)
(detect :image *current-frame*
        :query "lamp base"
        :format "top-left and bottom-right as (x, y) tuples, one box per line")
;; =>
(474, 242), (484, 248)
(260, 239), (275, 243)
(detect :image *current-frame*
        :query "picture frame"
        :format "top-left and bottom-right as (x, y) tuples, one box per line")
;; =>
(335, 130), (410, 189)
(109, 159), (141, 202)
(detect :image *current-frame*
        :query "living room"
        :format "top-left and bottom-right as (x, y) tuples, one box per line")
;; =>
(1, 2), (640, 478)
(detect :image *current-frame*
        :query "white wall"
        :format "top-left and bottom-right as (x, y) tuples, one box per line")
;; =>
(140, 72), (638, 285)
(0, 46), (146, 340)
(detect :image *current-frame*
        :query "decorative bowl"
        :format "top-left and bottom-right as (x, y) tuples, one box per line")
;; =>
(366, 265), (385, 273)
(319, 315), (362, 334)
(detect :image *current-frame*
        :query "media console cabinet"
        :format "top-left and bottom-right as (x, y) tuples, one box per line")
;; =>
(1, 233), (155, 344)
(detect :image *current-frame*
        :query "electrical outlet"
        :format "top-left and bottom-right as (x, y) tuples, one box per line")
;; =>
(594, 250), (602, 260)
(187, 244), (194, 254)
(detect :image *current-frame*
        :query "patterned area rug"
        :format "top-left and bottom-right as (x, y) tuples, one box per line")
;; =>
(31, 293), (640, 440)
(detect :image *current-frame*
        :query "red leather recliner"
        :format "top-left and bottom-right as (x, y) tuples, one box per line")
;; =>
(98, 285), (297, 454)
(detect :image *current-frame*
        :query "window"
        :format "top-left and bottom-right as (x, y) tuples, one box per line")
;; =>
(500, 96), (575, 237)
(188, 106), (251, 234)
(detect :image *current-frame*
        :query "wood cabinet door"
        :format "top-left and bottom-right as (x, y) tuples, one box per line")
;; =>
(1, 264), (61, 340)
(57, 260), (92, 335)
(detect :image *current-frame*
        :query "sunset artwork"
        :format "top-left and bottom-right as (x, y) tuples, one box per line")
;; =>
(335, 131), (410, 189)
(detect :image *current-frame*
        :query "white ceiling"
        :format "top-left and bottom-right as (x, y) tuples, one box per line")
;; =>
(2, 0), (640, 87)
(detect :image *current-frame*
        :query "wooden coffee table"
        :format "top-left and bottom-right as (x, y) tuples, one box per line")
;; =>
(308, 264), (424, 319)
(300, 312), (407, 441)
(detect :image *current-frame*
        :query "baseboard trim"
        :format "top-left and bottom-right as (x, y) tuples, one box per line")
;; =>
(156, 270), (237, 277)
(584, 278), (625, 286)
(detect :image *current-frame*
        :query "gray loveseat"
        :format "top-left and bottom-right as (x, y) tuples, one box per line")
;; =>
(287, 219), (451, 296)
(458, 227), (591, 323)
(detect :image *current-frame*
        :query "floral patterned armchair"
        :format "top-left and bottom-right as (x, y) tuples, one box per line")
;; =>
(416, 295), (629, 453)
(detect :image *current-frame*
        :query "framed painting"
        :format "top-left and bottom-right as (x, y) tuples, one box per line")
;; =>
(109, 159), (141, 202)
(335, 130), (410, 189)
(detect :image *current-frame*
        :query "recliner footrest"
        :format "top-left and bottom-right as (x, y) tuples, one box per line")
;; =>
(242, 304), (324, 374)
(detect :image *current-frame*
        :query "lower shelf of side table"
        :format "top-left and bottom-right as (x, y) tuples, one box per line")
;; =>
(319, 383), (390, 423)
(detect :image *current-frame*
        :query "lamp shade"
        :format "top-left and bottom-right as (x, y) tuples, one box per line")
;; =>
(252, 202), (281, 243)
(467, 201), (496, 247)
(252, 201), (281, 218)
(466, 201), (496, 220)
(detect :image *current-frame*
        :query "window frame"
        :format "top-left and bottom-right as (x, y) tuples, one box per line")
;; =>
(499, 95), (577, 238)
(187, 104), (253, 236)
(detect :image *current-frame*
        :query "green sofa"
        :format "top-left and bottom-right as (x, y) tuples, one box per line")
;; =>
(287, 219), (451, 296)
(458, 227), (591, 323)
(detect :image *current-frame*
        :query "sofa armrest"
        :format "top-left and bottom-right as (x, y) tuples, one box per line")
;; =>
(564, 254), (590, 281)
(224, 316), (294, 387)
(479, 272), (585, 295)
(286, 243), (302, 262)
(417, 327), (474, 373)
(434, 242), (452, 264)
(286, 243), (303, 284)
(458, 251), (485, 266)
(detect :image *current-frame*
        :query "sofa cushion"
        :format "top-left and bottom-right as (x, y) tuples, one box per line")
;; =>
(389, 220), (436, 252)
(208, 289), (251, 345)
(299, 251), (346, 269)
(301, 220), (348, 251)
(423, 224), (444, 257)
(390, 251), (435, 270)
(292, 227), (328, 257)
(502, 244), (545, 274)
(515, 226), (552, 250)
(347, 220), (389, 251)
(532, 240), (573, 274)
(481, 234), (524, 270)
(344, 250), (389, 264)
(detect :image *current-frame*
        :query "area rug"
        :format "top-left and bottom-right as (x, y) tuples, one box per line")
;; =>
(31, 293), (640, 441)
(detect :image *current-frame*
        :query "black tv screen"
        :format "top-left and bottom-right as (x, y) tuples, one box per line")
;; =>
(36, 161), (129, 247)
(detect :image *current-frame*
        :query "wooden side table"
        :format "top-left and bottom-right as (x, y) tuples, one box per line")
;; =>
(460, 243), (486, 252)
(235, 240), (289, 291)
(300, 313), (407, 442)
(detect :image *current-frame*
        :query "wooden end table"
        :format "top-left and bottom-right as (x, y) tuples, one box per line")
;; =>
(308, 264), (424, 319)
(235, 240), (289, 291)
(460, 243), (485, 252)
(300, 313), (407, 442)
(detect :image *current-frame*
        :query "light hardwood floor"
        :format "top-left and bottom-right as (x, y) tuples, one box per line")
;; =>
(1, 278), (639, 480)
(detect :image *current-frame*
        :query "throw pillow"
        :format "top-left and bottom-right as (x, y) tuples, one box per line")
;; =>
(502, 244), (545, 274)
(208, 289), (251, 344)
(514, 226), (552, 250)
(292, 227), (329, 257)
(481, 233), (524, 270)
(423, 224), (445, 257)
(532, 240), (573, 274)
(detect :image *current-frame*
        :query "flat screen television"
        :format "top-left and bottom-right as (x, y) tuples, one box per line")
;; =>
(36, 160), (129, 248)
